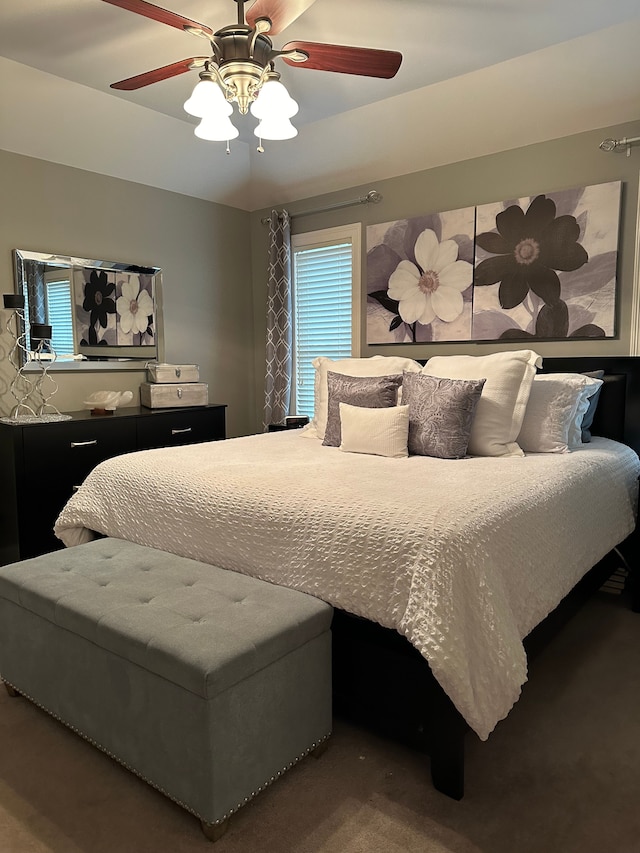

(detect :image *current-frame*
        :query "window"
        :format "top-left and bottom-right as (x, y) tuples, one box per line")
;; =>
(22, 270), (75, 357)
(291, 223), (361, 418)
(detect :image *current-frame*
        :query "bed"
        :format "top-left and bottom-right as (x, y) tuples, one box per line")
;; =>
(53, 353), (640, 799)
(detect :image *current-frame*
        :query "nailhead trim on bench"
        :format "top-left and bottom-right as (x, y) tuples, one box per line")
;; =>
(1, 676), (331, 828)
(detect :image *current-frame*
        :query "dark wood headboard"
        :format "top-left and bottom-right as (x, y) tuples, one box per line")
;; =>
(541, 356), (640, 457)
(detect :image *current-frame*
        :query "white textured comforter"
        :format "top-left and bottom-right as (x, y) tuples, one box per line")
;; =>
(54, 431), (639, 740)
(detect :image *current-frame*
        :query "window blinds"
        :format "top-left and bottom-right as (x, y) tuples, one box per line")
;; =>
(292, 241), (353, 418)
(46, 280), (75, 356)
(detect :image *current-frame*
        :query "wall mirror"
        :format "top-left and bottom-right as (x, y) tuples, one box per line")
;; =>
(12, 249), (164, 369)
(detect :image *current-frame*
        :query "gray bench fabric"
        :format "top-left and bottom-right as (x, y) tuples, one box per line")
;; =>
(0, 538), (333, 828)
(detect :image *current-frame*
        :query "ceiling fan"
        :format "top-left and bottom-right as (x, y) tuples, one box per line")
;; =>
(101, 0), (403, 144)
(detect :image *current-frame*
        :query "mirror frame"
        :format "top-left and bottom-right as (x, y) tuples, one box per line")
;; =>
(12, 248), (165, 370)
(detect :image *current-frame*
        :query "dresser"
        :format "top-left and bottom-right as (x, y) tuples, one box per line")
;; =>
(0, 404), (226, 565)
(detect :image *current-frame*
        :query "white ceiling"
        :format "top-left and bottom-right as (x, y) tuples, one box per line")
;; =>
(1, 0), (639, 211)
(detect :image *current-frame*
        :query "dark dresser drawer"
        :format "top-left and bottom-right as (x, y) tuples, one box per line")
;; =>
(0, 403), (226, 565)
(136, 407), (225, 449)
(23, 417), (137, 490)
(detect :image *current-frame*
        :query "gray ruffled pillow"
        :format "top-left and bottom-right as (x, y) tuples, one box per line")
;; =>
(322, 372), (403, 447)
(580, 370), (605, 442)
(402, 372), (486, 459)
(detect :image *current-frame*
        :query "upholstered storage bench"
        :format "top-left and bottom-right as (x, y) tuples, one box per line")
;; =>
(0, 538), (333, 841)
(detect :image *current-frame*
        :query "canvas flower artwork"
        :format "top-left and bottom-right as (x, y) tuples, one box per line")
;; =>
(366, 181), (621, 344)
(367, 207), (475, 343)
(73, 268), (155, 351)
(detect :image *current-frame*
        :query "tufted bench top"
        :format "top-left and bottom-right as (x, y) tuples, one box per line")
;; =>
(0, 538), (333, 699)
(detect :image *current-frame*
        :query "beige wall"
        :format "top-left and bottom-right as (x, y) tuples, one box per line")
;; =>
(3, 119), (639, 437)
(0, 151), (255, 437)
(250, 119), (640, 428)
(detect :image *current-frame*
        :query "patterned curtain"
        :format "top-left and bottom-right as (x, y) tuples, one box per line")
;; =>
(24, 261), (46, 325)
(23, 260), (47, 351)
(263, 210), (292, 430)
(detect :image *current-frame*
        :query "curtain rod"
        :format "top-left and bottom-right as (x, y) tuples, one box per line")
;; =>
(261, 190), (382, 225)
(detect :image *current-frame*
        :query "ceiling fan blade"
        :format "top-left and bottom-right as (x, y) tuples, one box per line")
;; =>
(101, 0), (213, 37)
(110, 57), (209, 90)
(246, 0), (317, 35)
(281, 41), (402, 78)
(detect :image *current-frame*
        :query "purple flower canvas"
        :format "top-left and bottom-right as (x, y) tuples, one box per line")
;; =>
(366, 181), (621, 344)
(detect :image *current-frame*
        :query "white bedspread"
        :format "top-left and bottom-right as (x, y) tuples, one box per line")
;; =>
(54, 432), (639, 740)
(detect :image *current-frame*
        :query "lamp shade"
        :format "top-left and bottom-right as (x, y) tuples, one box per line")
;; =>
(31, 323), (52, 340)
(250, 79), (298, 120)
(254, 117), (298, 141)
(184, 78), (233, 119)
(195, 114), (240, 142)
(3, 293), (25, 309)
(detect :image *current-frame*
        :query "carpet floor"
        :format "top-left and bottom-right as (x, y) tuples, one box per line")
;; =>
(0, 590), (638, 853)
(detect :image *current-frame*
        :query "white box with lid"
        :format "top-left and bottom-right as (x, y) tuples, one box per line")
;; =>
(140, 382), (208, 409)
(147, 363), (200, 384)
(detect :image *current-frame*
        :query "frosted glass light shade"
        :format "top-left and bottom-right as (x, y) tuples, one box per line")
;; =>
(254, 117), (298, 140)
(184, 79), (232, 118)
(195, 114), (239, 141)
(250, 79), (298, 120)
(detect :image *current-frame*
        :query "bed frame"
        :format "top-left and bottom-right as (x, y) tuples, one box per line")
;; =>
(332, 355), (640, 800)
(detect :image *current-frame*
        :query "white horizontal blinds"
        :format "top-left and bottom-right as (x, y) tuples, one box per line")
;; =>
(293, 241), (353, 418)
(45, 280), (75, 356)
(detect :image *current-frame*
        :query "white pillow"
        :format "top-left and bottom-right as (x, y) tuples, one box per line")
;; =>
(517, 374), (602, 453)
(311, 356), (422, 440)
(339, 403), (410, 458)
(422, 350), (542, 457)
(566, 376), (604, 448)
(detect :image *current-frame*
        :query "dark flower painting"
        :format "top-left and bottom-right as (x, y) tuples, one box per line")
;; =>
(366, 181), (621, 345)
(472, 181), (621, 341)
(73, 268), (155, 351)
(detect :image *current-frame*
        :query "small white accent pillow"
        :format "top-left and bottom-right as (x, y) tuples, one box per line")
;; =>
(422, 350), (542, 457)
(517, 374), (602, 453)
(339, 403), (410, 458)
(310, 355), (422, 440)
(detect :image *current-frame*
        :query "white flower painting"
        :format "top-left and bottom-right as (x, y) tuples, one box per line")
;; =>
(367, 207), (475, 343)
(73, 268), (155, 351)
(366, 182), (621, 345)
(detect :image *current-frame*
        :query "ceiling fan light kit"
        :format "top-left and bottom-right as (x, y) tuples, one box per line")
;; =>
(103, 0), (402, 151)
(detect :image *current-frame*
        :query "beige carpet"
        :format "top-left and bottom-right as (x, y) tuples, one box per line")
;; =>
(0, 590), (638, 853)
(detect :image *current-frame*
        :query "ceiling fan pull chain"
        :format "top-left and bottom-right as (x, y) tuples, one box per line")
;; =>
(257, 138), (265, 154)
(226, 140), (231, 155)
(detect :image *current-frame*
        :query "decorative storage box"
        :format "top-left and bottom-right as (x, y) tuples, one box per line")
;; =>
(140, 382), (208, 409)
(147, 363), (200, 383)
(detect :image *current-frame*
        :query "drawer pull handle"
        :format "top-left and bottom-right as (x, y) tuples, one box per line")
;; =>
(70, 439), (98, 448)
(171, 427), (192, 435)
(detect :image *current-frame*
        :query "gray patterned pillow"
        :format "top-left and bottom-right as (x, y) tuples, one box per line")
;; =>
(322, 372), (403, 447)
(402, 372), (486, 459)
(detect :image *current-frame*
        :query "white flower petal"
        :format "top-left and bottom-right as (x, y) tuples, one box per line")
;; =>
(432, 287), (464, 323)
(398, 291), (429, 324)
(133, 311), (149, 335)
(136, 290), (154, 316)
(439, 260), (473, 292)
(388, 261), (421, 299)
(115, 295), (129, 316)
(118, 309), (134, 334)
(434, 239), (459, 272)
(414, 229), (439, 272)
(417, 296), (436, 326)
(121, 279), (140, 302)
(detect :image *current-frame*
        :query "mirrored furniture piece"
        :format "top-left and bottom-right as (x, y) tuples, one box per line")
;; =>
(12, 249), (164, 368)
